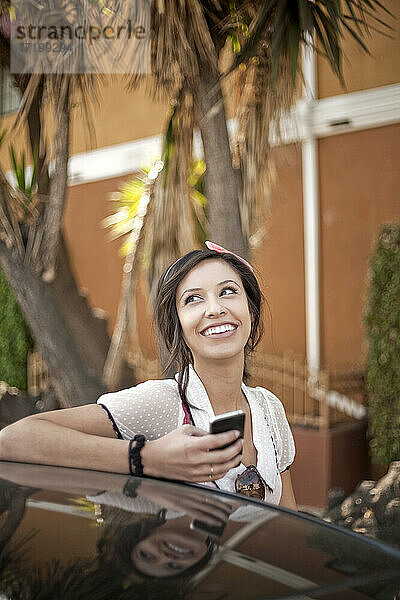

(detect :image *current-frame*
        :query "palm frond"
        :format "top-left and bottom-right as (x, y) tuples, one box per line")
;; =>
(102, 167), (157, 251)
(8, 144), (39, 211)
(224, 6), (296, 246)
(225, 0), (393, 85)
(127, 0), (221, 97)
(103, 89), (206, 381)
(144, 90), (199, 300)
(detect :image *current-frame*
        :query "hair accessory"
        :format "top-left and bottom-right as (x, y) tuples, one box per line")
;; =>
(205, 241), (254, 273)
(128, 434), (146, 477)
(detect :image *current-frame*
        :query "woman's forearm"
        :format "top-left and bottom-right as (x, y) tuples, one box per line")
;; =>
(0, 409), (243, 483)
(280, 470), (297, 510)
(0, 417), (130, 473)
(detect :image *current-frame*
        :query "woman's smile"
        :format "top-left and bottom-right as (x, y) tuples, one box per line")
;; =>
(200, 322), (238, 338)
(162, 540), (194, 557)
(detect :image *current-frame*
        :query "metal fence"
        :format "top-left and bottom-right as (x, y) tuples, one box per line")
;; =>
(248, 354), (367, 429)
(26, 350), (366, 429)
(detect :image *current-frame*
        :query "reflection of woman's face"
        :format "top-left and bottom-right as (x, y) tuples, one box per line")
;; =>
(131, 520), (208, 577)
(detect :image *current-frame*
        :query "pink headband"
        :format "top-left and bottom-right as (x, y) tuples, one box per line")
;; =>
(205, 241), (254, 273)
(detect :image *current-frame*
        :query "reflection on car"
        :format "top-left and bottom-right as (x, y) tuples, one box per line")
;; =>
(0, 462), (398, 599)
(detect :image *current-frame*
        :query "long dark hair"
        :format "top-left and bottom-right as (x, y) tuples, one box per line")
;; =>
(154, 249), (264, 411)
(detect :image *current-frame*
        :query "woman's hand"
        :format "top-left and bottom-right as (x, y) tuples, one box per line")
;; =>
(141, 425), (243, 482)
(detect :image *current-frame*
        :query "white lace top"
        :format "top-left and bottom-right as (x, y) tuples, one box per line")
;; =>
(98, 365), (295, 505)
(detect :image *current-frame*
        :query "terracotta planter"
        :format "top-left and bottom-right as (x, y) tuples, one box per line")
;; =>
(290, 421), (369, 508)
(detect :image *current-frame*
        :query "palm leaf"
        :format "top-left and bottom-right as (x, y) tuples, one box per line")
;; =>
(314, 4), (342, 74)
(0, 127), (6, 147)
(21, 151), (26, 193)
(9, 146), (25, 193)
(345, 0), (366, 34)
(346, 0), (393, 17)
(297, 0), (314, 31)
(341, 20), (371, 53)
(288, 22), (301, 85)
(225, 0), (392, 85)
(28, 147), (38, 195)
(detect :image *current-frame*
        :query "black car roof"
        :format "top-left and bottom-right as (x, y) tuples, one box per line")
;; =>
(0, 462), (398, 600)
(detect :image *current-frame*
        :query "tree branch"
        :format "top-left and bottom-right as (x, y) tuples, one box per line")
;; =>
(103, 194), (152, 390)
(0, 170), (24, 256)
(40, 78), (71, 281)
(24, 76), (49, 195)
(0, 182), (15, 250)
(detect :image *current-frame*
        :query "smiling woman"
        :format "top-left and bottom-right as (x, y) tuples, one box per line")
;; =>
(0, 243), (296, 509)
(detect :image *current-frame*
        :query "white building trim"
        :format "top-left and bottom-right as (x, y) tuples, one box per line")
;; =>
(311, 82), (400, 138)
(66, 83), (400, 186)
(68, 134), (164, 186)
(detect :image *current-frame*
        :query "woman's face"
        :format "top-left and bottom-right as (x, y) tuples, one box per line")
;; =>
(131, 521), (208, 577)
(176, 259), (252, 364)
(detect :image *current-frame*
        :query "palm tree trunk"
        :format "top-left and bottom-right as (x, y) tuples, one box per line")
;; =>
(196, 60), (247, 258)
(0, 239), (107, 407)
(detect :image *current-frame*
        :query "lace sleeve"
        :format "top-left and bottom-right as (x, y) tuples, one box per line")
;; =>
(259, 388), (296, 472)
(97, 379), (180, 441)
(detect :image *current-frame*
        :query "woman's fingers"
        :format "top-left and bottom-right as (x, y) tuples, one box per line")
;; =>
(180, 424), (209, 437)
(194, 453), (243, 481)
(196, 430), (241, 450)
(206, 438), (243, 464)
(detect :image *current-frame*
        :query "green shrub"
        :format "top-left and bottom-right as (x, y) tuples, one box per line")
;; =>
(365, 224), (400, 467)
(0, 268), (33, 390)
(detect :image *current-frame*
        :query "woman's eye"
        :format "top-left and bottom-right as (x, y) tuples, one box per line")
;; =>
(184, 294), (201, 304)
(221, 287), (238, 296)
(138, 549), (156, 561)
(168, 562), (184, 571)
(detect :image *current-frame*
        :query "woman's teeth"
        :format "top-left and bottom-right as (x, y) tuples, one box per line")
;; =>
(202, 324), (236, 336)
(165, 542), (192, 555)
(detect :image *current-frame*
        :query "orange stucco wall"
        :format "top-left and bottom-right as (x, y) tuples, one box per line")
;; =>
(319, 123), (400, 367)
(0, 77), (168, 170)
(63, 174), (159, 358)
(253, 144), (306, 359)
(70, 76), (168, 154)
(63, 175), (127, 330)
(317, 0), (400, 98)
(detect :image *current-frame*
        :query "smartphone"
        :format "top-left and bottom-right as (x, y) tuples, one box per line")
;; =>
(190, 518), (227, 539)
(209, 409), (245, 449)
